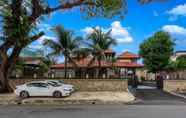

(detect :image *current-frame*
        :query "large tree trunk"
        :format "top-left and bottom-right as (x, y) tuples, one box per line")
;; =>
(0, 60), (10, 92)
(0, 46), (22, 92)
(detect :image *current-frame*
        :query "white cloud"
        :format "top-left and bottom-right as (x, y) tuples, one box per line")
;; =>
(82, 21), (133, 44)
(28, 35), (56, 50)
(162, 25), (186, 36)
(162, 25), (186, 44)
(167, 3), (186, 20)
(111, 21), (133, 43)
(167, 3), (186, 16)
(37, 23), (52, 32)
(38, 35), (56, 44)
(82, 27), (94, 34)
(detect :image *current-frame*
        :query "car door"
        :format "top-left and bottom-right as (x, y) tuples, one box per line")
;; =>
(37, 83), (51, 96)
(26, 83), (42, 96)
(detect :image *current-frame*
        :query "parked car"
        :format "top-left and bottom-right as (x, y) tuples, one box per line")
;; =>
(14, 81), (71, 98)
(44, 80), (75, 92)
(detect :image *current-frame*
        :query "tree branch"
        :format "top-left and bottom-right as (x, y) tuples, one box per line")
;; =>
(28, 0), (44, 24)
(27, 32), (45, 45)
(0, 42), (12, 62)
(28, 0), (95, 25)
(7, 46), (22, 71)
(43, 0), (95, 14)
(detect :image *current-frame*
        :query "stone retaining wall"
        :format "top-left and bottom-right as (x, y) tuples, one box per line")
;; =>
(9, 79), (128, 91)
(164, 80), (186, 92)
(166, 70), (186, 80)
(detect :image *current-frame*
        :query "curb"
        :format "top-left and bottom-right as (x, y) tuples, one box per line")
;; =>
(0, 99), (134, 106)
(167, 91), (186, 99)
(21, 99), (132, 105)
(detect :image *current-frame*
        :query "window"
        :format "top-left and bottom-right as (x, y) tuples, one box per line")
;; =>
(27, 83), (40, 87)
(47, 81), (61, 87)
(27, 83), (48, 88)
(38, 83), (48, 88)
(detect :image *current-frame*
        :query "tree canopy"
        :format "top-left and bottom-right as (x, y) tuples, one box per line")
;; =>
(172, 55), (186, 70)
(139, 31), (174, 73)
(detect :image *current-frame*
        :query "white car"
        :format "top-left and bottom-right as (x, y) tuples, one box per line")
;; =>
(45, 80), (75, 92)
(14, 81), (71, 98)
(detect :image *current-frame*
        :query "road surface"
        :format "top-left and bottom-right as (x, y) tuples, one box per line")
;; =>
(132, 88), (186, 105)
(0, 105), (186, 118)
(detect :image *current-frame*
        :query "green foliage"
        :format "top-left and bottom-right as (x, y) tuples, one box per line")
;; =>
(176, 56), (186, 69)
(0, 0), (36, 47)
(86, 28), (117, 65)
(44, 26), (81, 58)
(72, 47), (92, 60)
(139, 31), (174, 73)
(171, 56), (186, 70)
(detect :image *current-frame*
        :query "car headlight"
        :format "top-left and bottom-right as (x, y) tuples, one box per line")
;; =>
(64, 88), (71, 91)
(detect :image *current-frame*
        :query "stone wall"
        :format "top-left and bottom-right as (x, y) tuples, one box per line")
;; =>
(9, 79), (128, 91)
(164, 80), (186, 92)
(166, 70), (186, 80)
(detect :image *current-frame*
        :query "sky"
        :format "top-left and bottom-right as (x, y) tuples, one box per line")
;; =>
(29, 0), (186, 60)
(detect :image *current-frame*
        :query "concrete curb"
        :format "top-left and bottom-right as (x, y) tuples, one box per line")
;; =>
(168, 91), (186, 99)
(21, 99), (131, 105)
(0, 98), (134, 106)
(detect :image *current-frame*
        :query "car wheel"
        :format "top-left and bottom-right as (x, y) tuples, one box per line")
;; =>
(20, 91), (29, 98)
(53, 91), (62, 98)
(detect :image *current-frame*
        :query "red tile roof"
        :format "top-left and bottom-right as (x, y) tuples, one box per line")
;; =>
(114, 61), (143, 68)
(19, 57), (43, 61)
(51, 57), (143, 69)
(117, 51), (140, 59)
(19, 57), (43, 65)
(51, 64), (66, 69)
(51, 57), (112, 69)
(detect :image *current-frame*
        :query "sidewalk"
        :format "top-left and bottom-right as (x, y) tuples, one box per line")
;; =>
(0, 93), (20, 105)
(0, 91), (135, 105)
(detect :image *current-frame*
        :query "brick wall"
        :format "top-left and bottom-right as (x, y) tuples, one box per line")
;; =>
(9, 79), (128, 91)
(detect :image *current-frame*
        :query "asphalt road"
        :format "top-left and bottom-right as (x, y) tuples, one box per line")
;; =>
(132, 88), (186, 105)
(0, 105), (186, 118)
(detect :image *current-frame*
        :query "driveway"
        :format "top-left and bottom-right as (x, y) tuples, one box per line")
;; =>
(131, 87), (186, 105)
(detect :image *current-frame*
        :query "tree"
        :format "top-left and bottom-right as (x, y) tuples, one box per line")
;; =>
(0, 0), (162, 91)
(173, 55), (186, 70)
(44, 26), (81, 78)
(139, 31), (174, 73)
(86, 28), (116, 77)
(0, 0), (127, 91)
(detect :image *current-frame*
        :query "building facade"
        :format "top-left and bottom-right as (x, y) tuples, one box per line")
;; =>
(50, 50), (143, 79)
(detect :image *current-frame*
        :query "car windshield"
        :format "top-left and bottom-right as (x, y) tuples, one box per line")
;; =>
(47, 81), (61, 87)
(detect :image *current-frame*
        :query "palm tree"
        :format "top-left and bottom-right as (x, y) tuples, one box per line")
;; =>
(86, 28), (117, 78)
(44, 26), (81, 79)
